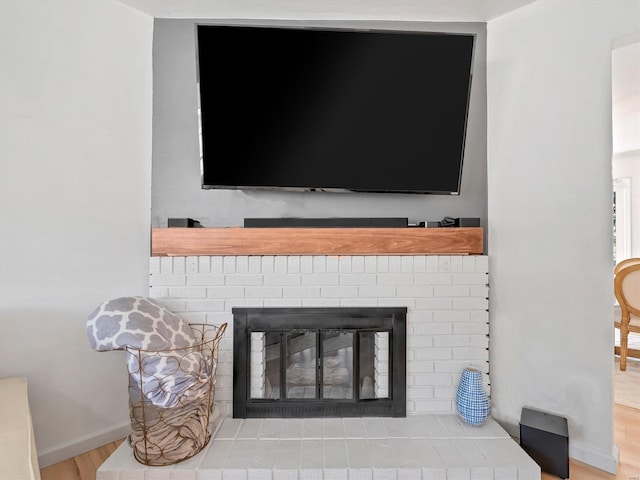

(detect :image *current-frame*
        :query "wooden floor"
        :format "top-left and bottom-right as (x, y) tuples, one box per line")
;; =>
(40, 440), (123, 480)
(40, 400), (640, 480)
(541, 403), (640, 479)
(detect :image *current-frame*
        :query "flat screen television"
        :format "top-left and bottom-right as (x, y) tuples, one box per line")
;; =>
(196, 25), (475, 195)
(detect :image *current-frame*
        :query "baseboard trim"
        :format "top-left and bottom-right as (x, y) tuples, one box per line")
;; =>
(569, 441), (619, 475)
(37, 420), (130, 469)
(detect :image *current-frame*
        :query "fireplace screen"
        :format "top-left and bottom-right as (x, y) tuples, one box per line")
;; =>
(233, 307), (406, 418)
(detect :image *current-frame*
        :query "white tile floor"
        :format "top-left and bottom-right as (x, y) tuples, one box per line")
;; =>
(98, 413), (539, 480)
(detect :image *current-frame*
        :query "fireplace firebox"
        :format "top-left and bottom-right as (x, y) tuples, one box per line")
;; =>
(233, 307), (406, 418)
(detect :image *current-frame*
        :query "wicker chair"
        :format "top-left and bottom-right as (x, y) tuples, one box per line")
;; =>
(614, 260), (640, 371)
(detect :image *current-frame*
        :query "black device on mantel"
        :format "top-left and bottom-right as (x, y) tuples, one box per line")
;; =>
(168, 218), (203, 228)
(426, 217), (480, 228)
(244, 217), (408, 228)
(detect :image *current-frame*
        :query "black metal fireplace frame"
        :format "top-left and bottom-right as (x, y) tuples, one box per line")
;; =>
(233, 307), (407, 418)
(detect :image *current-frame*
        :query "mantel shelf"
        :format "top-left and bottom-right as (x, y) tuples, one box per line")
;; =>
(151, 227), (483, 257)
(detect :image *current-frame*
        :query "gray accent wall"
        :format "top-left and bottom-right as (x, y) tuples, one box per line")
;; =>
(152, 19), (487, 233)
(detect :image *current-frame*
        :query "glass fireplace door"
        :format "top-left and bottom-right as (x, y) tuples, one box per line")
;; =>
(234, 307), (406, 418)
(249, 329), (390, 402)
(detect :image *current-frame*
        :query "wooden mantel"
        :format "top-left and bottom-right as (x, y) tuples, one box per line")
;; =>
(151, 227), (483, 256)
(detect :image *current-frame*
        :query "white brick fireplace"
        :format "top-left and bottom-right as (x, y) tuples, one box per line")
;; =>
(97, 253), (541, 479)
(148, 254), (490, 417)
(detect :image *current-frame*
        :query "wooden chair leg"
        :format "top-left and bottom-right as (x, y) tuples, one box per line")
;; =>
(620, 321), (629, 372)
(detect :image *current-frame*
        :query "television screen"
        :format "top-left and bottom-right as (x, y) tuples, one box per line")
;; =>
(196, 25), (474, 195)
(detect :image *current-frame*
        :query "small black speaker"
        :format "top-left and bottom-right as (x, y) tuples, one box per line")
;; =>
(520, 407), (569, 479)
(454, 217), (481, 227)
(168, 218), (202, 228)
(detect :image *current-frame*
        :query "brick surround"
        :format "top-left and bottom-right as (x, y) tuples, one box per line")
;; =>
(149, 255), (489, 417)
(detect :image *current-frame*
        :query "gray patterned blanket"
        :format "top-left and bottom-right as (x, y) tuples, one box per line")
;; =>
(86, 297), (209, 408)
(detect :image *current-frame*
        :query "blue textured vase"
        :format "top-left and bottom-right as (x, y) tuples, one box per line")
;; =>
(456, 367), (490, 426)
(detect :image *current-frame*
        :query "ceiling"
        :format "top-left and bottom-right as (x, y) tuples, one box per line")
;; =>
(117, 0), (537, 21)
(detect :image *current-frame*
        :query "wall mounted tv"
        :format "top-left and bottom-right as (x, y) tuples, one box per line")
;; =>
(196, 25), (475, 195)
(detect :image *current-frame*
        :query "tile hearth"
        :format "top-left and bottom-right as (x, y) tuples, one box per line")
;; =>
(98, 413), (540, 480)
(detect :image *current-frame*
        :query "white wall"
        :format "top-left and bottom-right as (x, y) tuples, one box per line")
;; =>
(613, 149), (640, 258)
(487, 0), (639, 472)
(0, 0), (153, 466)
(612, 39), (640, 261)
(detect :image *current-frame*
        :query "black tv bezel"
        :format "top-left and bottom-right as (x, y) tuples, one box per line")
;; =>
(196, 24), (475, 196)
